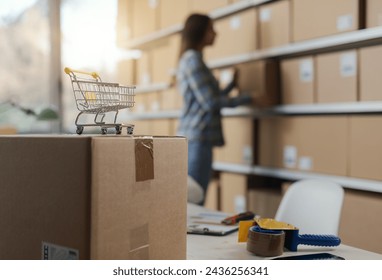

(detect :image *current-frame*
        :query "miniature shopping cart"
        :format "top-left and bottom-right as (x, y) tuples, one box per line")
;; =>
(64, 67), (135, 135)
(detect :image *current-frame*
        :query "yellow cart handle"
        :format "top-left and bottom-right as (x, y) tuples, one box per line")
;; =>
(64, 67), (99, 79)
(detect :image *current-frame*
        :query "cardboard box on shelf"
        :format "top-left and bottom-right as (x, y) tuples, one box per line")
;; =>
(189, 0), (229, 14)
(366, 0), (382, 28)
(159, 0), (189, 30)
(259, 116), (349, 176)
(220, 173), (247, 214)
(116, 0), (133, 47)
(159, 87), (183, 111)
(213, 117), (255, 165)
(359, 45), (382, 101)
(339, 189), (382, 254)
(131, 0), (159, 38)
(349, 115), (382, 181)
(135, 50), (152, 86)
(132, 92), (160, 113)
(247, 183), (282, 218)
(258, 0), (291, 49)
(205, 8), (258, 61)
(316, 50), (358, 103)
(236, 59), (280, 107)
(151, 35), (180, 84)
(0, 135), (187, 260)
(281, 56), (315, 104)
(292, 0), (363, 42)
(117, 59), (135, 86)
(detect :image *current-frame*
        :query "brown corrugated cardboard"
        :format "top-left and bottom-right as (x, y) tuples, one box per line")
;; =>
(259, 116), (349, 176)
(349, 115), (382, 180)
(0, 135), (187, 260)
(159, 0), (189, 29)
(117, 59), (135, 86)
(292, 0), (363, 42)
(116, 0), (133, 47)
(316, 50), (358, 103)
(213, 117), (255, 165)
(135, 50), (151, 86)
(259, 0), (291, 49)
(366, 0), (382, 28)
(339, 189), (382, 254)
(189, 0), (229, 14)
(132, 0), (159, 38)
(205, 8), (258, 61)
(359, 45), (382, 101)
(237, 59), (280, 107)
(220, 173), (247, 213)
(247, 183), (282, 218)
(151, 35), (180, 84)
(281, 56), (315, 104)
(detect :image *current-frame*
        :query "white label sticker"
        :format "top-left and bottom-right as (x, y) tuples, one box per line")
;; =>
(242, 145), (253, 165)
(299, 59), (314, 82)
(260, 9), (271, 22)
(230, 16), (241, 30)
(340, 51), (357, 77)
(234, 195), (246, 214)
(220, 69), (233, 85)
(148, 0), (158, 9)
(284, 145), (297, 168)
(337, 14), (353, 31)
(298, 156), (313, 171)
(42, 242), (79, 260)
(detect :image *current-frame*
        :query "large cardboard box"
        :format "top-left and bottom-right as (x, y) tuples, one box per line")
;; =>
(366, 0), (382, 28)
(359, 45), (382, 101)
(0, 135), (187, 260)
(259, 116), (349, 176)
(349, 115), (382, 181)
(213, 117), (255, 165)
(132, 0), (159, 38)
(159, 0), (189, 29)
(292, 0), (363, 42)
(189, 0), (229, 14)
(258, 0), (291, 49)
(316, 50), (358, 103)
(205, 8), (258, 61)
(236, 59), (280, 107)
(281, 56), (315, 104)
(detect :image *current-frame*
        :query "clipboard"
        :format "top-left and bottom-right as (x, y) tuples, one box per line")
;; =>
(187, 211), (239, 236)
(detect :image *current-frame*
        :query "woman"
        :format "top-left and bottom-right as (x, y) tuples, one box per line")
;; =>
(177, 14), (252, 205)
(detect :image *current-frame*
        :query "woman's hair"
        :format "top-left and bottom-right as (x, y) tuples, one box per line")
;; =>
(179, 14), (212, 57)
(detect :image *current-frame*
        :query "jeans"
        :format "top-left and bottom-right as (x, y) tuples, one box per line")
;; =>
(188, 140), (213, 205)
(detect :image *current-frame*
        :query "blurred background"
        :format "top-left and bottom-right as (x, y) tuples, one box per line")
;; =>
(0, 0), (136, 134)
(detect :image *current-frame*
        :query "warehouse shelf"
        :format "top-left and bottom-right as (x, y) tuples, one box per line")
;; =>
(135, 82), (170, 94)
(213, 162), (382, 194)
(125, 0), (273, 49)
(127, 101), (382, 120)
(208, 26), (382, 69)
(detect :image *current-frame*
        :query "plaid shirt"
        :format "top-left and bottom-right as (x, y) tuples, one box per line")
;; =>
(177, 49), (250, 146)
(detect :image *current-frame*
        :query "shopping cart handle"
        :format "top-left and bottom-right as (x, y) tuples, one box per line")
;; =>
(64, 67), (99, 79)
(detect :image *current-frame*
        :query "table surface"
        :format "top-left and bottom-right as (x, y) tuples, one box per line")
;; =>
(186, 203), (382, 260)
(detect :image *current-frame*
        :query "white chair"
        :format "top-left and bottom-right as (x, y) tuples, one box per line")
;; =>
(187, 175), (204, 204)
(275, 179), (344, 235)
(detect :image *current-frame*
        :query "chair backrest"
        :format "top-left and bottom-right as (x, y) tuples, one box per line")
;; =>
(274, 179), (344, 235)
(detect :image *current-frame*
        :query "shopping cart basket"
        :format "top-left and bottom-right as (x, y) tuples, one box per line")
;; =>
(64, 67), (135, 135)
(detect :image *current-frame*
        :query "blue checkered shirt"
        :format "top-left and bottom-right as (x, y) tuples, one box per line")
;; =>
(177, 49), (251, 146)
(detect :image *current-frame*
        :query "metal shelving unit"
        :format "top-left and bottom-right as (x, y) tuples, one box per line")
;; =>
(213, 162), (382, 194)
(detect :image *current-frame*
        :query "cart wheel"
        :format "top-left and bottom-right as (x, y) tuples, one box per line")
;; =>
(101, 128), (107, 135)
(127, 126), (134, 135)
(115, 125), (122, 135)
(76, 126), (84, 135)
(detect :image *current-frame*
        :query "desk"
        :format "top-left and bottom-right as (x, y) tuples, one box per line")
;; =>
(187, 203), (382, 260)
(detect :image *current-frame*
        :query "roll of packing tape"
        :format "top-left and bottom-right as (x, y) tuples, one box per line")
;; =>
(246, 226), (285, 257)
